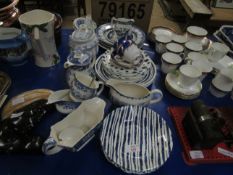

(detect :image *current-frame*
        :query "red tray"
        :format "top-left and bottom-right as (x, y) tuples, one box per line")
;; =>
(168, 107), (233, 165)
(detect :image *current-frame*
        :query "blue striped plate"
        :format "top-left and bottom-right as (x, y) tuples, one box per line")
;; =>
(100, 106), (173, 174)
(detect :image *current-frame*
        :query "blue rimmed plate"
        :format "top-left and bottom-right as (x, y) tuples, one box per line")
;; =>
(96, 23), (145, 49)
(100, 106), (173, 174)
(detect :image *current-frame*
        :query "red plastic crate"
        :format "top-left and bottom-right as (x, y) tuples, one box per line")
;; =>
(168, 107), (233, 165)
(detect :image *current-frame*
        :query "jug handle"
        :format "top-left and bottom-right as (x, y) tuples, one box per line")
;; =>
(33, 27), (47, 59)
(42, 137), (63, 155)
(96, 81), (105, 96)
(149, 89), (163, 104)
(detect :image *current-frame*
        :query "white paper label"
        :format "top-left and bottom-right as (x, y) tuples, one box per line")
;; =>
(218, 147), (233, 158)
(12, 96), (25, 106)
(126, 145), (140, 153)
(189, 150), (204, 159)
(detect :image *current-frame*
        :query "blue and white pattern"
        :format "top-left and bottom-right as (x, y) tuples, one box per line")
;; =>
(100, 106), (173, 174)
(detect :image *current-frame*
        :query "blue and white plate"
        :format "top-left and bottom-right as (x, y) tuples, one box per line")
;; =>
(96, 23), (145, 49)
(100, 106), (173, 174)
(95, 52), (156, 87)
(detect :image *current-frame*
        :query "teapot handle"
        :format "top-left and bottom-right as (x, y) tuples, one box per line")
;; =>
(42, 137), (63, 155)
(149, 89), (163, 104)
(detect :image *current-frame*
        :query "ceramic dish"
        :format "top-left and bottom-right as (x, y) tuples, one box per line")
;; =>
(100, 106), (173, 174)
(165, 71), (202, 100)
(102, 50), (151, 78)
(96, 23), (145, 49)
(219, 25), (233, 50)
(56, 101), (81, 114)
(149, 26), (174, 42)
(95, 52), (157, 87)
(2, 89), (53, 119)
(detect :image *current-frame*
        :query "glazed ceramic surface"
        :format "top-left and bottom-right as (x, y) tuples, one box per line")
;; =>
(19, 9), (60, 67)
(155, 35), (171, 54)
(172, 34), (188, 44)
(184, 41), (203, 58)
(73, 16), (97, 30)
(161, 52), (182, 74)
(56, 101), (81, 114)
(96, 23), (145, 49)
(70, 72), (104, 101)
(219, 25), (233, 50)
(165, 71), (202, 99)
(43, 97), (106, 155)
(106, 80), (163, 106)
(209, 83), (228, 98)
(206, 42), (230, 63)
(166, 42), (184, 55)
(100, 106), (173, 174)
(69, 22), (99, 60)
(149, 26), (174, 42)
(95, 51), (156, 87)
(0, 27), (31, 65)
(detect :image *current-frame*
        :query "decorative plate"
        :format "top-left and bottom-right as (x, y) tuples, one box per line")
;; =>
(100, 106), (173, 174)
(95, 52), (157, 87)
(96, 23), (145, 49)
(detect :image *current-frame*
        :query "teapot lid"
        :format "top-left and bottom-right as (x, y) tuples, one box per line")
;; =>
(67, 50), (92, 67)
(71, 25), (94, 43)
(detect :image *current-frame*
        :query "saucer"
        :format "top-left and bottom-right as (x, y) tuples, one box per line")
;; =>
(165, 71), (202, 100)
(101, 106), (173, 174)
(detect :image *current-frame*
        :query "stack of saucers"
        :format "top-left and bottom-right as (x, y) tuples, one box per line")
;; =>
(95, 50), (157, 87)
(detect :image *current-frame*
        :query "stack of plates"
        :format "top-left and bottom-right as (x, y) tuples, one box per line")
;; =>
(96, 23), (145, 50)
(100, 106), (173, 174)
(95, 50), (157, 87)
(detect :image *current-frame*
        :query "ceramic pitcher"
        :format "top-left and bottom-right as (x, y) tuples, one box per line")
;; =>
(19, 9), (60, 67)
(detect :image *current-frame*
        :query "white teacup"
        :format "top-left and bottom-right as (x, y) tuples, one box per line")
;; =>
(211, 68), (233, 95)
(191, 59), (213, 80)
(161, 52), (182, 74)
(155, 35), (171, 54)
(122, 44), (142, 65)
(172, 33), (188, 45)
(185, 52), (207, 64)
(184, 41), (203, 58)
(207, 42), (230, 63)
(177, 64), (202, 88)
(186, 26), (208, 43)
(166, 42), (184, 58)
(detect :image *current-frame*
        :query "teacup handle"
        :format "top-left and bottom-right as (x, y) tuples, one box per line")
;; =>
(149, 89), (163, 104)
(34, 27), (40, 40)
(64, 61), (74, 69)
(42, 137), (63, 155)
(96, 81), (105, 96)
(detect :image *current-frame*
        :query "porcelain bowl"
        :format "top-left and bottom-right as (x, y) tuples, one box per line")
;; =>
(0, 27), (31, 66)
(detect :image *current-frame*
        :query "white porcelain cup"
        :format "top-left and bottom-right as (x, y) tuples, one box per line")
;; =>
(184, 41), (203, 58)
(191, 59), (213, 80)
(207, 42), (230, 63)
(178, 64), (202, 88)
(185, 52), (207, 64)
(161, 52), (182, 74)
(155, 35), (171, 54)
(172, 33), (188, 45)
(186, 26), (208, 43)
(212, 68), (233, 94)
(166, 42), (184, 58)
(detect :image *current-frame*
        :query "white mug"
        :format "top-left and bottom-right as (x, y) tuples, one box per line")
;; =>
(178, 64), (202, 88)
(155, 35), (171, 54)
(161, 52), (182, 74)
(166, 42), (184, 58)
(212, 68), (233, 94)
(184, 41), (203, 58)
(207, 42), (230, 63)
(185, 52), (207, 64)
(191, 59), (213, 80)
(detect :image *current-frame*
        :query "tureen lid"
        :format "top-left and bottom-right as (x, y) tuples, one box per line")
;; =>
(71, 26), (95, 43)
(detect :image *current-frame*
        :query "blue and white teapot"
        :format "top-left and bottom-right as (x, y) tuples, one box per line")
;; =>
(0, 27), (31, 66)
